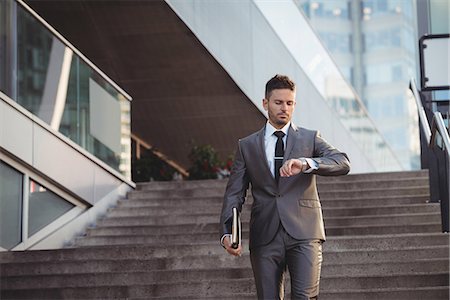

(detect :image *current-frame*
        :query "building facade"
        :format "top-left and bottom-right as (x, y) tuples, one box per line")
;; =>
(297, 0), (421, 170)
(0, 0), (134, 251)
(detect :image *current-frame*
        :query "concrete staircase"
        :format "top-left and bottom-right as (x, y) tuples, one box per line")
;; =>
(1, 170), (448, 299)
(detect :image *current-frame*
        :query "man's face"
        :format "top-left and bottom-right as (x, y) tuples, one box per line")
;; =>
(263, 88), (296, 129)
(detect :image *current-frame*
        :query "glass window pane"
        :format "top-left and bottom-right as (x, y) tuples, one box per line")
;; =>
(0, 0), (6, 93)
(28, 180), (74, 237)
(0, 0), (14, 97)
(16, 5), (53, 114)
(10, 3), (131, 179)
(0, 161), (23, 250)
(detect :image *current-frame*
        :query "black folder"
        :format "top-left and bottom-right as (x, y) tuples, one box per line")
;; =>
(231, 207), (241, 249)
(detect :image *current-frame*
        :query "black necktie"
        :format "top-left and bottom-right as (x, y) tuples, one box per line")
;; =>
(274, 131), (285, 182)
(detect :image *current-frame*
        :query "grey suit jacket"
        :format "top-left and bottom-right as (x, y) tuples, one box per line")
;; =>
(220, 124), (350, 249)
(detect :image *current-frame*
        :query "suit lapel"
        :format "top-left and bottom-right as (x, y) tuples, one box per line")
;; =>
(284, 123), (299, 163)
(256, 126), (273, 178)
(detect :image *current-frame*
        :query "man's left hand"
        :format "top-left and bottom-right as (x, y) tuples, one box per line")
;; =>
(280, 158), (307, 177)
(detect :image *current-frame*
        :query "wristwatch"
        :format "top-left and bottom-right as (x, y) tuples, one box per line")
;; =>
(300, 158), (307, 171)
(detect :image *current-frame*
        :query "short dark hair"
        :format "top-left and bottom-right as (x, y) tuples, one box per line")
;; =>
(265, 74), (296, 99)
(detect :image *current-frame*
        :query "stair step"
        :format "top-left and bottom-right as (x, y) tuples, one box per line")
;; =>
(107, 203), (439, 218)
(85, 221), (441, 237)
(321, 273), (449, 290)
(318, 186), (429, 199)
(321, 195), (431, 207)
(135, 178), (430, 193)
(322, 204), (439, 217)
(325, 233), (449, 251)
(317, 178), (429, 190)
(2, 243), (446, 265)
(128, 186), (429, 200)
(320, 286), (449, 300)
(76, 228), (449, 247)
(2, 270), (252, 289)
(325, 222), (441, 235)
(324, 212), (441, 226)
(74, 232), (449, 249)
(317, 170), (429, 182)
(1, 279), (256, 299)
(77, 221), (447, 245)
(97, 210), (441, 227)
(323, 258), (448, 276)
(2, 270), (447, 292)
(3, 254), (447, 277)
(136, 179), (228, 191)
(118, 194), (431, 208)
(3, 279), (447, 299)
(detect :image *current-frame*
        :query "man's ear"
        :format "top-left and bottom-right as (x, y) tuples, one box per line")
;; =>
(262, 98), (268, 111)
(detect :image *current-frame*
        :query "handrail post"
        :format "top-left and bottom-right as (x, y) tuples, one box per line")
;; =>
(410, 79), (450, 232)
(430, 112), (450, 232)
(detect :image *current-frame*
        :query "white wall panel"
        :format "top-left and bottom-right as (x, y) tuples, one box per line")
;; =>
(0, 100), (33, 165)
(33, 124), (95, 203)
(93, 165), (122, 205)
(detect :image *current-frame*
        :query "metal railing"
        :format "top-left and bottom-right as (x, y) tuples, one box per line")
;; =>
(410, 78), (450, 232)
(410, 79), (432, 141)
(431, 113), (450, 152)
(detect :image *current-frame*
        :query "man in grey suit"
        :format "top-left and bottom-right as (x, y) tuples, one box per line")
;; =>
(220, 74), (350, 299)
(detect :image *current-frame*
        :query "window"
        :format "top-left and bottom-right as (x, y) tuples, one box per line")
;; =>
(365, 63), (404, 84)
(0, 158), (79, 250)
(299, 0), (351, 20)
(364, 28), (402, 52)
(28, 180), (75, 236)
(320, 32), (352, 53)
(362, 0), (413, 20)
(368, 95), (404, 119)
(0, 161), (23, 250)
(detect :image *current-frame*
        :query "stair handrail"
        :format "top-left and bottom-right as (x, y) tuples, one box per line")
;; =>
(410, 78), (432, 143)
(410, 78), (450, 232)
(430, 111), (450, 233)
(410, 77), (450, 158)
(430, 112), (450, 154)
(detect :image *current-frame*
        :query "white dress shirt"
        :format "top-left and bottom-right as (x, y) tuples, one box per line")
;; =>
(264, 122), (290, 177)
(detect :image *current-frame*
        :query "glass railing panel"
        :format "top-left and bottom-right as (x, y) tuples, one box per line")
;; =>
(61, 58), (130, 174)
(16, 5), (55, 117)
(0, 0), (15, 98)
(0, 1), (131, 179)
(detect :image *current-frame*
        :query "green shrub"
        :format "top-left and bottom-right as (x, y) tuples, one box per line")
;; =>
(187, 144), (221, 180)
(132, 149), (176, 182)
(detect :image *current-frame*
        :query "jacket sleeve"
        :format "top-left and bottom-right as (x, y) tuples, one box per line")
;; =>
(310, 131), (351, 176)
(219, 140), (250, 238)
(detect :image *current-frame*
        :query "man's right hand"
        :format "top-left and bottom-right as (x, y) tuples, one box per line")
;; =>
(223, 235), (242, 257)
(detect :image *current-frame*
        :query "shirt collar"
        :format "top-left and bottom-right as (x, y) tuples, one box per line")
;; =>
(265, 121), (290, 138)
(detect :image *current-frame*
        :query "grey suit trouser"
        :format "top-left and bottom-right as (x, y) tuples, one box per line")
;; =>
(250, 224), (323, 300)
